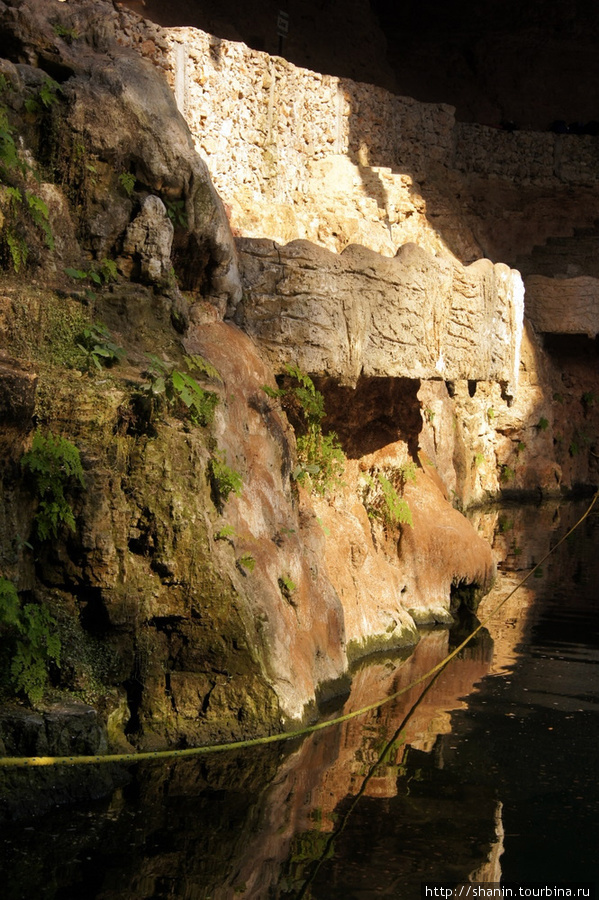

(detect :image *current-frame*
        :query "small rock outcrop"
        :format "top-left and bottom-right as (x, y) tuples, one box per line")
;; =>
(122, 195), (175, 285)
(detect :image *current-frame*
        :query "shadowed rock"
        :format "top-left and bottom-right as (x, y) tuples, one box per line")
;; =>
(0, 0), (242, 307)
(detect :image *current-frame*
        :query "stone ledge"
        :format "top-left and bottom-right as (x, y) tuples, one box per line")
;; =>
(237, 238), (524, 392)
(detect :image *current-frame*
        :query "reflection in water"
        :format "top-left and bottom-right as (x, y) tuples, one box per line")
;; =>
(1, 503), (598, 898)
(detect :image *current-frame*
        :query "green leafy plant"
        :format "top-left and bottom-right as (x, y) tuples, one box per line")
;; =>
(294, 430), (346, 496)
(4, 225), (28, 272)
(215, 524), (236, 541)
(186, 353), (222, 382)
(26, 191), (54, 249)
(569, 428), (590, 457)
(164, 197), (188, 229)
(237, 552), (255, 573)
(64, 266), (91, 282)
(1, 189), (54, 271)
(118, 171), (136, 197)
(424, 407), (435, 423)
(499, 465), (515, 483)
(536, 416), (549, 431)
(0, 577), (19, 625)
(21, 431), (84, 541)
(52, 23), (79, 42)
(582, 391), (595, 410)
(0, 107), (23, 179)
(24, 77), (62, 115)
(65, 257), (117, 290)
(99, 257), (117, 283)
(0, 578), (61, 704)
(487, 407), (495, 421)
(77, 322), (125, 372)
(0, 99), (55, 271)
(263, 365), (345, 496)
(279, 574), (297, 600)
(141, 354), (219, 426)
(474, 452), (486, 467)
(377, 473), (413, 527)
(363, 468), (414, 529)
(399, 461), (417, 483)
(208, 451), (243, 505)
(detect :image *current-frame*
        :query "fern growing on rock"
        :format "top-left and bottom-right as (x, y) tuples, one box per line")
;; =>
(21, 430), (84, 541)
(208, 450), (243, 506)
(141, 354), (219, 427)
(263, 364), (345, 496)
(0, 80), (55, 272)
(0, 577), (61, 704)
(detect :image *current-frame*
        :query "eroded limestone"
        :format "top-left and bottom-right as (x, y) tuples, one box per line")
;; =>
(236, 238), (524, 394)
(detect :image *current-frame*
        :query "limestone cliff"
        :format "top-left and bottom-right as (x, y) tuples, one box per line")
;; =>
(0, 0), (596, 761)
(140, 10), (597, 504)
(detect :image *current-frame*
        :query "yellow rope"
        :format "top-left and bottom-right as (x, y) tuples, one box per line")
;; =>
(1, 492), (596, 769)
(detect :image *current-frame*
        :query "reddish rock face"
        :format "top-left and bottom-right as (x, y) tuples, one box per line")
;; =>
(184, 318), (349, 720)
(185, 317), (495, 713)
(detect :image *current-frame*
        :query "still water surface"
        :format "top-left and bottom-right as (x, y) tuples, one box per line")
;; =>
(1, 502), (598, 898)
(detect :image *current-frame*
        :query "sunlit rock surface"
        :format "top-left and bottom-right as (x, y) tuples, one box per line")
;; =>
(0, 0), (242, 307)
(237, 238), (524, 393)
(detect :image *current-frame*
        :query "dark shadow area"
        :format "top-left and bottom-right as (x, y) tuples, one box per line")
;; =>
(541, 332), (599, 361)
(371, 0), (599, 130)
(314, 375), (422, 461)
(124, 0), (599, 129)
(77, 586), (112, 637)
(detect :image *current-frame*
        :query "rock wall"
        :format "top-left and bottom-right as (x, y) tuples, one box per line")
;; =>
(113, 14), (599, 272)
(453, 125), (599, 187)
(118, 12), (596, 501)
(0, 0), (597, 769)
(122, 0), (599, 135)
(0, 0), (503, 758)
(524, 276), (599, 337)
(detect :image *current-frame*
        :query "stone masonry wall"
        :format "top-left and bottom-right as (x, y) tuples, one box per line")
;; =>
(115, 12), (599, 270)
(164, 29), (456, 190)
(454, 124), (599, 187)
(161, 28), (599, 193)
